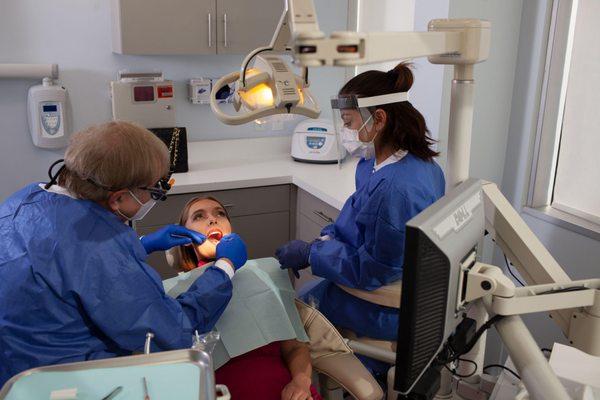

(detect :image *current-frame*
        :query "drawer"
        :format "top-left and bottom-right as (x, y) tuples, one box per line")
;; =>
(137, 184), (291, 228)
(297, 189), (341, 229)
(293, 213), (326, 294)
(231, 211), (290, 260)
(295, 212), (324, 242)
(138, 211), (290, 279)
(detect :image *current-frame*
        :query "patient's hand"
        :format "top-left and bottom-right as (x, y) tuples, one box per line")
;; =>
(281, 374), (312, 400)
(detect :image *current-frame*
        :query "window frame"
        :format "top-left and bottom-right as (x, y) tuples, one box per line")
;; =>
(525, 0), (600, 240)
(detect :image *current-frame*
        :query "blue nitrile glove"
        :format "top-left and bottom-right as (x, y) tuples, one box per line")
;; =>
(216, 233), (248, 270)
(140, 224), (206, 254)
(275, 240), (312, 278)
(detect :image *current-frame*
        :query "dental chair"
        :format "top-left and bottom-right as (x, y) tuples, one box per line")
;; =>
(293, 273), (402, 400)
(164, 249), (384, 400)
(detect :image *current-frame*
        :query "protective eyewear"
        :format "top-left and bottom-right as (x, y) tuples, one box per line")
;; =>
(87, 176), (174, 202)
(330, 91), (410, 141)
(138, 177), (174, 201)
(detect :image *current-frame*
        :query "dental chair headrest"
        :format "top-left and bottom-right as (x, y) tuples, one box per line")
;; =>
(165, 247), (182, 269)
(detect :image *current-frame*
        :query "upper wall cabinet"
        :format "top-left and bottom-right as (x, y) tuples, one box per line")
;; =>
(215, 0), (283, 54)
(110, 0), (284, 55)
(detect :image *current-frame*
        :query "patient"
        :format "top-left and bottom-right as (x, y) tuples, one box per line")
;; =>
(177, 196), (233, 272)
(177, 197), (321, 400)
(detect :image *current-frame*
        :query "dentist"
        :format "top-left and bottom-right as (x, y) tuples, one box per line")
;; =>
(0, 121), (247, 386)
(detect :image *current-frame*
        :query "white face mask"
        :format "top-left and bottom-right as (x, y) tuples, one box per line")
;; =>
(340, 114), (378, 159)
(118, 190), (157, 221)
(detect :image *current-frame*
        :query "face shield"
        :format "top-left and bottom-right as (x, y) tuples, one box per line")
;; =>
(331, 92), (410, 160)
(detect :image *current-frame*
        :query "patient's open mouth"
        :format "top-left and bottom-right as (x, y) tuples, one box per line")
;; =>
(207, 229), (223, 243)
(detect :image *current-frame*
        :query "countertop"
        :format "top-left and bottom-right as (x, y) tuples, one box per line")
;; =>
(170, 136), (358, 210)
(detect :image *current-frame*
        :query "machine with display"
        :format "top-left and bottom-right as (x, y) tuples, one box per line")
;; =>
(110, 71), (175, 128)
(27, 77), (69, 149)
(291, 118), (345, 164)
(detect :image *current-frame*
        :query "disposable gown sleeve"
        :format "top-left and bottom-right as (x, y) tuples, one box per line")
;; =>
(77, 252), (232, 352)
(309, 188), (415, 291)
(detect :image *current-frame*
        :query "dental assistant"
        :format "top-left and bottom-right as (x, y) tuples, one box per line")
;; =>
(0, 122), (247, 387)
(276, 63), (445, 374)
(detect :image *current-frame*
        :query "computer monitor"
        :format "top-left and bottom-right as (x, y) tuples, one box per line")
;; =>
(394, 178), (486, 396)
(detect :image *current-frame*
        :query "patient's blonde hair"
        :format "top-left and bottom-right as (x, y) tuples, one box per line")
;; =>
(58, 121), (170, 201)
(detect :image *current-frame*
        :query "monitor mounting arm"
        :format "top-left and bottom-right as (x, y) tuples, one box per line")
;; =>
(460, 261), (599, 400)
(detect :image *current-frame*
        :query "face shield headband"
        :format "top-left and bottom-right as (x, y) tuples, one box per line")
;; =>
(330, 91), (410, 153)
(330, 91), (410, 110)
(331, 92), (410, 130)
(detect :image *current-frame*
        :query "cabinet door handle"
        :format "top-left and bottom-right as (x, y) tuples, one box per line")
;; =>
(313, 210), (334, 223)
(223, 13), (228, 47)
(223, 203), (234, 209)
(208, 12), (212, 47)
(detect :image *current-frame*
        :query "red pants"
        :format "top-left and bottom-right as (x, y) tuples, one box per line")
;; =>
(216, 341), (322, 400)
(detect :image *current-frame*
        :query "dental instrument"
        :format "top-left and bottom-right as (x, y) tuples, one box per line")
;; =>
(101, 385), (123, 400)
(142, 377), (149, 400)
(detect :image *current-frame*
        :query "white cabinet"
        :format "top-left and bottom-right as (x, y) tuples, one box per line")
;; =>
(111, 0), (215, 55)
(111, 0), (284, 55)
(216, 0), (284, 54)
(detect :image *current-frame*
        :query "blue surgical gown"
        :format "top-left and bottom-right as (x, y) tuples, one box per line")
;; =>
(0, 184), (232, 387)
(304, 153), (445, 344)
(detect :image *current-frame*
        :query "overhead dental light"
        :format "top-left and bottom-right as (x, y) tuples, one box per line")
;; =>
(210, 54), (319, 125)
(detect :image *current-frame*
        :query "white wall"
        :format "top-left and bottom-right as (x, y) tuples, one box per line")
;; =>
(0, 0), (348, 200)
(356, 0), (416, 74)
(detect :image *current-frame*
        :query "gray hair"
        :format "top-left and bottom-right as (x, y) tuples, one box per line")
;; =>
(58, 121), (170, 201)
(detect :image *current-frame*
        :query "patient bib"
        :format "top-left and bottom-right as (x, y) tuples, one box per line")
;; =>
(163, 258), (309, 369)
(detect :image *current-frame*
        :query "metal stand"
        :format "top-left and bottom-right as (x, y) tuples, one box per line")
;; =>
(494, 315), (569, 399)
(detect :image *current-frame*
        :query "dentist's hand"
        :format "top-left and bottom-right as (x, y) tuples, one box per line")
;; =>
(276, 240), (312, 278)
(140, 225), (206, 254)
(216, 233), (248, 270)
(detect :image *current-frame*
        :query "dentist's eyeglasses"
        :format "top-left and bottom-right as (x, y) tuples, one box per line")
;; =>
(138, 177), (174, 201)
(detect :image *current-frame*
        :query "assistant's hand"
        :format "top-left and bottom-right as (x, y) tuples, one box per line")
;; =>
(281, 375), (312, 400)
(140, 224), (206, 254)
(275, 240), (312, 278)
(216, 233), (248, 270)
